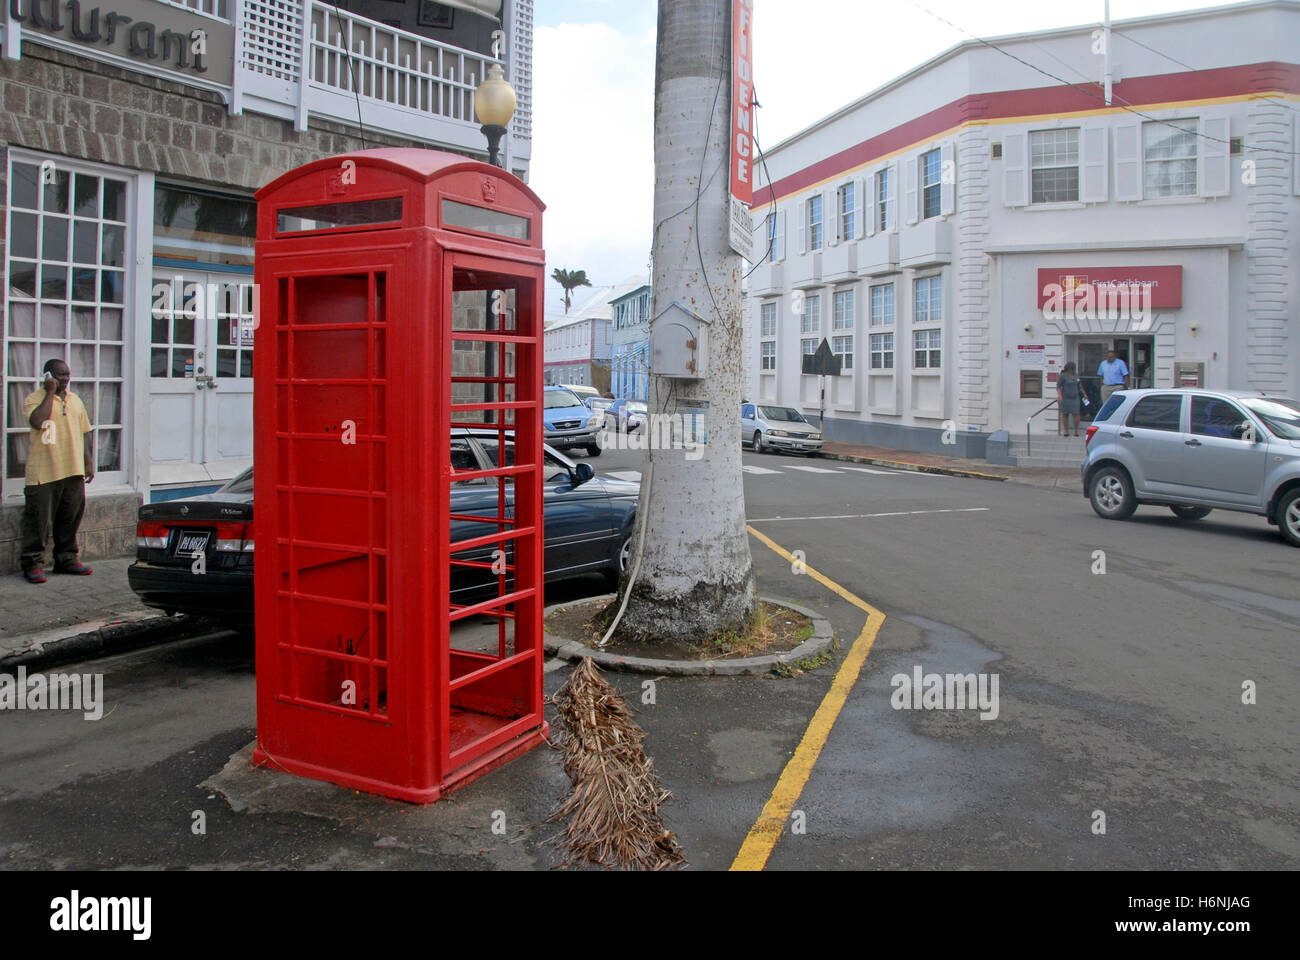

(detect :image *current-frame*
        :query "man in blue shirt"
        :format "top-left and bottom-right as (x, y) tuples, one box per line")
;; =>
(1098, 350), (1130, 402)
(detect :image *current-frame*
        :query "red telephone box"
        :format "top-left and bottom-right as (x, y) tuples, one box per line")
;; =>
(251, 149), (548, 802)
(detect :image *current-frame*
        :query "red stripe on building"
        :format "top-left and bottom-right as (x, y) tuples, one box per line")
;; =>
(752, 61), (1300, 208)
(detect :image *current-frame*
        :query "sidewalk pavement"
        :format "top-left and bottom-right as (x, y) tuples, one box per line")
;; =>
(0, 557), (204, 670)
(818, 442), (1082, 491)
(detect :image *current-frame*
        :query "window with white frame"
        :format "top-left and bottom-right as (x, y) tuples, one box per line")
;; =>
(806, 195), (823, 251)
(1144, 118), (1198, 198)
(869, 282), (894, 327)
(760, 301), (777, 371)
(801, 338), (818, 357)
(833, 289), (854, 330)
(920, 148), (943, 219)
(800, 293), (820, 335)
(913, 329), (942, 369)
(1030, 128), (1080, 203)
(837, 182), (856, 240)
(875, 167), (893, 232)
(913, 275), (942, 325)
(832, 335), (854, 370)
(870, 332), (894, 369)
(5, 158), (130, 489)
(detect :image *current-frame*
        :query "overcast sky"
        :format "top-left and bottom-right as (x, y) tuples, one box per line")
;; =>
(530, 0), (1258, 320)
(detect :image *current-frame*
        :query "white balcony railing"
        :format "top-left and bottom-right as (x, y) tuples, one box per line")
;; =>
(1, 0), (512, 154)
(234, 0), (498, 152)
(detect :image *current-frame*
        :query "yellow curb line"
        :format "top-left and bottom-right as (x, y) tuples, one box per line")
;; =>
(729, 525), (886, 872)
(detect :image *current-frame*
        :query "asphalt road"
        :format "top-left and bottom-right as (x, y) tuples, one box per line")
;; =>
(1, 442), (1296, 870)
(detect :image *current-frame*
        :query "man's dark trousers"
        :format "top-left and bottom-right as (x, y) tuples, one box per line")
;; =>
(21, 475), (86, 571)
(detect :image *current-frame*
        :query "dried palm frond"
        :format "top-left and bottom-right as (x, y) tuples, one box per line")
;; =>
(546, 658), (687, 870)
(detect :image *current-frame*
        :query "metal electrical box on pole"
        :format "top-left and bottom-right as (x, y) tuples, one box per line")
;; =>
(650, 300), (711, 379)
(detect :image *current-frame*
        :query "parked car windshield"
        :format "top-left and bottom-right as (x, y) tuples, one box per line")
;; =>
(759, 406), (806, 423)
(544, 390), (585, 409)
(222, 468), (253, 493)
(1240, 397), (1300, 440)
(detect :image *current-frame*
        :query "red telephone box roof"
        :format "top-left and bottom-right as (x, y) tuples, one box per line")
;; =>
(256, 148), (544, 210)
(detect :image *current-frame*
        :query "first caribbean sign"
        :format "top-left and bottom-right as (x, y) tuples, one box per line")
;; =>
(728, 0), (755, 261)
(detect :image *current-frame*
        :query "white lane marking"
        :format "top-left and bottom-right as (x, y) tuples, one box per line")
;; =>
(748, 507), (990, 522)
(840, 466), (897, 475)
(742, 465), (782, 475)
(784, 464), (844, 474)
(607, 470), (642, 482)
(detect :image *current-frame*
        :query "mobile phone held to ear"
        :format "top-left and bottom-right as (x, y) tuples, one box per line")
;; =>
(43, 371), (54, 384)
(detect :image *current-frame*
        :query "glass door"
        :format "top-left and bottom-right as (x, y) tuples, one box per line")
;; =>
(148, 270), (255, 485)
(1075, 338), (1109, 420)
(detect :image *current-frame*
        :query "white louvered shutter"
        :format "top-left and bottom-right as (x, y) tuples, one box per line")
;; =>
(887, 162), (899, 231)
(796, 202), (807, 255)
(904, 156), (919, 224)
(1002, 132), (1028, 207)
(1113, 122), (1142, 202)
(776, 209), (786, 261)
(1199, 116), (1230, 198)
(854, 178), (866, 240)
(940, 141), (956, 216)
(1080, 125), (1109, 203)
(825, 188), (838, 246)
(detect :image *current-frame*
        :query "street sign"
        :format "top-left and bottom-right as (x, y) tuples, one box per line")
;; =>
(728, 0), (754, 260)
(802, 338), (841, 376)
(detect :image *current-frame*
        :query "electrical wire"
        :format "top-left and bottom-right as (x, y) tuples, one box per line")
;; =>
(743, 97), (778, 279)
(1110, 27), (1300, 118)
(329, 2), (369, 148)
(905, 0), (1299, 158)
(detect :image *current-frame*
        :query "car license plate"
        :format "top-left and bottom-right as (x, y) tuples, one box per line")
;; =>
(175, 531), (211, 555)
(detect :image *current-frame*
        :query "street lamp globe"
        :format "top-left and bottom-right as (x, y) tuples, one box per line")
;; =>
(475, 62), (517, 169)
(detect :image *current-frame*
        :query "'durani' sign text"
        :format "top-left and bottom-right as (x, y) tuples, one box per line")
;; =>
(10, 0), (212, 73)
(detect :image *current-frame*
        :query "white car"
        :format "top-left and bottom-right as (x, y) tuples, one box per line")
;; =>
(741, 402), (823, 455)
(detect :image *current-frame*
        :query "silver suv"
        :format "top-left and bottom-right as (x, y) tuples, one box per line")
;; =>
(1081, 389), (1300, 547)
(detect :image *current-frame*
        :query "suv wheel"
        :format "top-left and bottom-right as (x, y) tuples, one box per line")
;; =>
(753, 431), (764, 454)
(1278, 488), (1300, 548)
(1089, 466), (1137, 520)
(1170, 505), (1212, 521)
(586, 443), (602, 457)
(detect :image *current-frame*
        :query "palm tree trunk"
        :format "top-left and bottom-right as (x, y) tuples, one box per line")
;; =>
(612, 0), (756, 642)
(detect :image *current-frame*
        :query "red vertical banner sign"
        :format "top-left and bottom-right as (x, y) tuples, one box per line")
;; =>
(729, 0), (755, 260)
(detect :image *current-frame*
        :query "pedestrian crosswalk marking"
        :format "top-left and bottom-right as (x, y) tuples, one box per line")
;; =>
(840, 466), (894, 475)
(784, 465), (843, 474)
(742, 465), (782, 475)
(607, 470), (642, 482)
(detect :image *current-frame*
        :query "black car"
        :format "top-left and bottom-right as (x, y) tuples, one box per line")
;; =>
(127, 429), (639, 627)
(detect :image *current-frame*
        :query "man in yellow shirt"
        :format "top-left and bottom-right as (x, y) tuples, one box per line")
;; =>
(20, 359), (95, 583)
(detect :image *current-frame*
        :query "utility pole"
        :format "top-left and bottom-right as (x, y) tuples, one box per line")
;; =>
(610, 0), (757, 643)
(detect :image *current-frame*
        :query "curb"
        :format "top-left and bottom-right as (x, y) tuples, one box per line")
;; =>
(819, 451), (1010, 482)
(543, 594), (835, 677)
(0, 614), (214, 673)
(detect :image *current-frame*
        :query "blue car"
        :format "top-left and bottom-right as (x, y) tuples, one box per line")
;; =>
(126, 429), (640, 626)
(544, 385), (605, 456)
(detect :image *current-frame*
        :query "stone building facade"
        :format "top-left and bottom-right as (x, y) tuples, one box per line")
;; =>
(1, 0), (534, 571)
